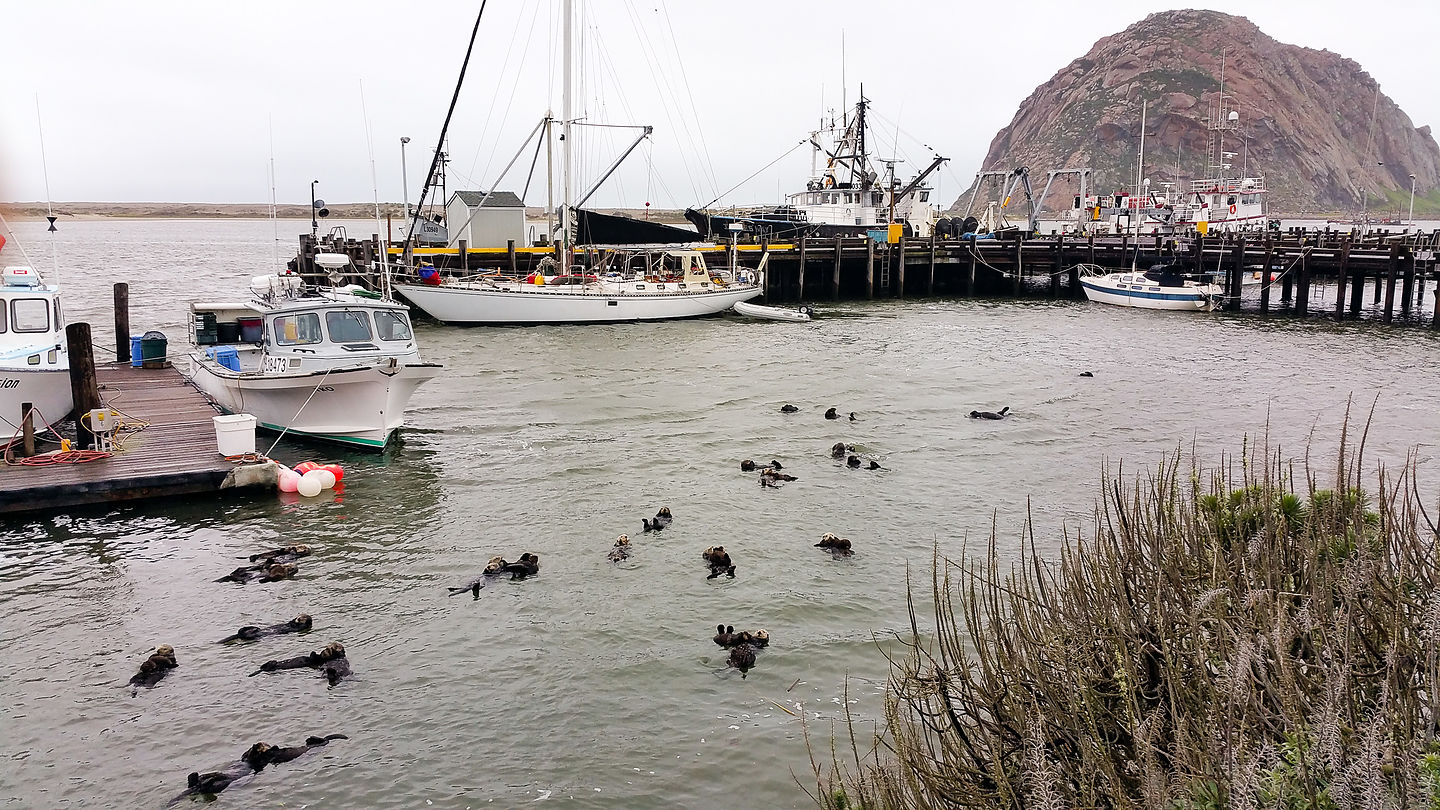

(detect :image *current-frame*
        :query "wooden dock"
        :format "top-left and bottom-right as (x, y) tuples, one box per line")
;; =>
(0, 363), (277, 516)
(298, 227), (1440, 327)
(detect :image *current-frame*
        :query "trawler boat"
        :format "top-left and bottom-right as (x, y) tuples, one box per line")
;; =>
(1079, 263), (1222, 311)
(0, 264), (70, 433)
(685, 93), (947, 241)
(187, 255), (440, 450)
(396, 248), (763, 325)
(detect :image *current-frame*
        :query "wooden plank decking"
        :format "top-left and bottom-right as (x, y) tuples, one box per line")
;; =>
(0, 363), (276, 515)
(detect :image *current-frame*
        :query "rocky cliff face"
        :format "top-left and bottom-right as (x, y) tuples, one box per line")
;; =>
(971, 9), (1439, 214)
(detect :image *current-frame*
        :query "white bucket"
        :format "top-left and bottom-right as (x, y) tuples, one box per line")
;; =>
(213, 413), (258, 456)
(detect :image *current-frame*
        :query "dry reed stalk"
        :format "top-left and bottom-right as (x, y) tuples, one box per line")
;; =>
(806, 421), (1440, 810)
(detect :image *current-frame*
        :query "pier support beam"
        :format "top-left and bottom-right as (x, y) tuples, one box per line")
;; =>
(66, 323), (102, 451)
(1012, 236), (1023, 297)
(1259, 239), (1274, 315)
(1050, 234), (1064, 298)
(1401, 247), (1415, 313)
(896, 237), (906, 298)
(966, 240), (977, 296)
(926, 234), (936, 296)
(114, 282), (131, 364)
(1295, 248), (1311, 317)
(797, 237), (808, 300)
(1433, 288), (1440, 330)
(20, 402), (34, 458)
(1227, 237), (1246, 311)
(1349, 265), (1366, 317)
(865, 238), (875, 300)
(831, 237), (842, 302)
(1334, 239), (1351, 319)
(1383, 242), (1400, 323)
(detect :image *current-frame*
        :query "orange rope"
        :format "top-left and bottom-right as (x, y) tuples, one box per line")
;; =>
(8, 449), (113, 466)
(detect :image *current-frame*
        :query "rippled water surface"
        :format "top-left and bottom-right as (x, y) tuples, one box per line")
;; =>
(2, 219), (1438, 808)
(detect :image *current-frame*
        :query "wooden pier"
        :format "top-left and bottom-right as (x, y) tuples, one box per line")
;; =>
(0, 363), (277, 516)
(296, 227), (1440, 327)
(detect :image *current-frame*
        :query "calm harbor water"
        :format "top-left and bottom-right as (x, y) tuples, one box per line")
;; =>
(2, 219), (1439, 808)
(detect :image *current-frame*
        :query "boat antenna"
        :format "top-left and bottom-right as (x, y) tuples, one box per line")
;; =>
(268, 116), (280, 272)
(401, 1), (489, 267)
(359, 79), (392, 299)
(35, 94), (59, 284)
(841, 31), (847, 128)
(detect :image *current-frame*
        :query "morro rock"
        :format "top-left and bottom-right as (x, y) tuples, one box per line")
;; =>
(970, 9), (1439, 214)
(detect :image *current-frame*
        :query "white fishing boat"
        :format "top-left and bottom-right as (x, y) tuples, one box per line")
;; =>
(732, 301), (813, 322)
(187, 255), (441, 450)
(0, 263), (71, 434)
(1078, 264), (1222, 311)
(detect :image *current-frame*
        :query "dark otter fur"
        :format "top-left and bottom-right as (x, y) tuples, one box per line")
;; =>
(848, 412), (857, 421)
(846, 455), (861, 468)
(246, 544), (313, 563)
(319, 657), (352, 687)
(969, 406), (1010, 420)
(172, 735), (347, 804)
(824, 407), (839, 420)
(713, 624), (734, 647)
(642, 507), (672, 533)
(830, 442), (850, 458)
(217, 561), (298, 585)
(249, 642), (345, 677)
(608, 535), (632, 562)
(217, 614), (313, 644)
(702, 546), (736, 579)
(129, 645), (178, 688)
(740, 459), (756, 471)
(768, 460), (784, 471)
(242, 734), (348, 771)
(760, 467), (797, 485)
(500, 552), (540, 579)
(448, 555), (532, 597)
(816, 533), (854, 557)
(724, 628), (769, 649)
(780, 404), (798, 413)
(867, 460), (882, 470)
(1080, 371), (1094, 377)
(727, 643), (757, 675)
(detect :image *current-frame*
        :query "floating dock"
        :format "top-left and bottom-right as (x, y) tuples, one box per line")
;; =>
(0, 363), (277, 516)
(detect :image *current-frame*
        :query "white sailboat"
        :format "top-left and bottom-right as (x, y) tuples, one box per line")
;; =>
(393, 0), (763, 325)
(0, 262), (71, 434)
(186, 255), (440, 450)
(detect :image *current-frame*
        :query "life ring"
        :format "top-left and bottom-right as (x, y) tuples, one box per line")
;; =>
(1229, 204), (1237, 215)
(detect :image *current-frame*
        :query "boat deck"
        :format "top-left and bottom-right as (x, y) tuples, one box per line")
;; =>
(0, 363), (277, 516)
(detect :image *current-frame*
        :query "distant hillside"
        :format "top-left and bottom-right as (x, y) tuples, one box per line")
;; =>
(967, 9), (1440, 215)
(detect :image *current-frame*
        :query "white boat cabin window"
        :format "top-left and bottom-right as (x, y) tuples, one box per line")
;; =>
(11, 298), (50, 332)
(326, 310), (373, 343)
(373, 311), (413, 341)
(274, 313), (323, 345)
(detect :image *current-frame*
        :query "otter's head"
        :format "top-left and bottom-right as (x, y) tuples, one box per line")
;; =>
(740, 459), (756, 471)
(155, 644), (175, 658)
(287, 544), (314, 556)
(268, 563), (297, 578)
(291, 614), (313, 630)
(615, 535), (630, 546)
(754, 629), (769, 644)
(821, 533), (839, 545)
(657, 507), (671, 517)
(242, 742), (273, 767)
(322, 642), (346, 659)
(713, 545), (725, 556)
(847, 455), (861, 468)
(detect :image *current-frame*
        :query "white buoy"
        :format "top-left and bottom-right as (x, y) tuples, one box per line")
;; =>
(297, 471), (325, 497)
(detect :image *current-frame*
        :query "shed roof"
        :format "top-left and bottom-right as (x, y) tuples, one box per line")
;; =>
(449, 190), (525, 209)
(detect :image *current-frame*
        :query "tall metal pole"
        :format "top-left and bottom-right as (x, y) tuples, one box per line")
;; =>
(401, 137), (411, 220)
(546, 114), (555, 245)
(310, 180), (319, 239)
(1409, 174), (1417, 226)
(561, 0), (573, 264)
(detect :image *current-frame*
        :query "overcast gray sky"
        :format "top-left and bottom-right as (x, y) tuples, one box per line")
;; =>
(3, 0), (1435, 209)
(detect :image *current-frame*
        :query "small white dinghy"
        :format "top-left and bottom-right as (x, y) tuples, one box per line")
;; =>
(732, 301), (813, 322)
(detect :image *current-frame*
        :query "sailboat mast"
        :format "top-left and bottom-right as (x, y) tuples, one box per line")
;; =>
(546, 113), (555, 247)
(561, 0), (573, 264)
(1136, 99), (1147, 235)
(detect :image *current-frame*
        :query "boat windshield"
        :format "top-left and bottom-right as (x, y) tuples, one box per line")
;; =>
(326, 310), (373, 343)
(274, 312), (323, 345)
(373, 310), (412, 341)
(11, 298), (50, 332)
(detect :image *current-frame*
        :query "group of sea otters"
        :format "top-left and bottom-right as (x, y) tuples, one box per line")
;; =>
(129, 542), (350, 802)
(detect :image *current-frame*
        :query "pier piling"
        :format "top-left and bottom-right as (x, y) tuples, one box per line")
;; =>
(1259, 239), (1274, 315)
(1401, 249), (1415, 313)
(113, 282), (131, 364)
(865, 238), (875, 300)
(966, 242), (977, 296)
(1296, 248), (1311, 317)
(831, 237), (842, 302)
(1334, 240), (1351, 319)
(65, 323), (101, 451)
(896, 236), (907, 298)
(20, 403), (34, 458)
(798, 237), (808, 299)
(1383, 242), (1400, 323)
(926, 234), (936, 296)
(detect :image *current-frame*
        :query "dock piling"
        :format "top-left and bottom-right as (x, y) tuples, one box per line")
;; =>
(831, 237), (842, 301)
(1383, 242), (1400, 323)
(20, 403), (34, 458)
(65, 323), (102, 451)
(797, 237), (808, 300)
(1334, 239), (1351, 319)
(1259, 238), (1274, 315)
(966, 240), (977, 296)
(865, 238), (875, 300)
(113, 282), (131, 364)
(927, 233), (936, 296)
(1401, 248), (1415, 313)
(1295, 248), (1311, 317)
(896, 237), (906, 298)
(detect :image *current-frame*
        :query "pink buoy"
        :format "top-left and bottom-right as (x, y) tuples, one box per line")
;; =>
(278, 470), (301, 493)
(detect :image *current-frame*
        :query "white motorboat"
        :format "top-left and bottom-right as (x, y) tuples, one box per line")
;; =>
(397, 248), (763, 325)
(732, 301), (813, 322)
(0, 263), (71, 435)
(187, 256), (441, 451)
(1078, 264), (1222, 311)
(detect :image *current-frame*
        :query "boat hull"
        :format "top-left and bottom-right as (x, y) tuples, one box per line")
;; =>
(394, 282), (763, 325)
(189, 360), (441, 450)
(1080, 278), (1219, 311)
(0, 366), (73, 433)
(732, 301), (811, 322)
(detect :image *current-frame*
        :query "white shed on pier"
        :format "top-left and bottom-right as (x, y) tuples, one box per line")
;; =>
(444, 190), (526, 248)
